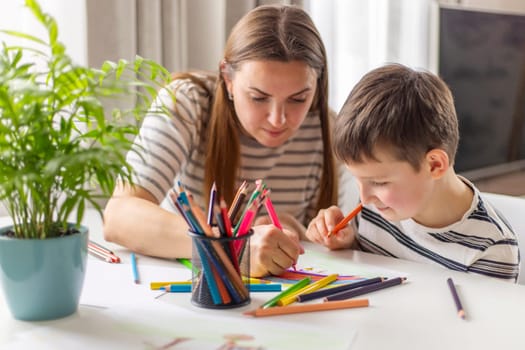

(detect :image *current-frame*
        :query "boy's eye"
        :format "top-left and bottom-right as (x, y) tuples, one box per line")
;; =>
(371, 181), (388, 186)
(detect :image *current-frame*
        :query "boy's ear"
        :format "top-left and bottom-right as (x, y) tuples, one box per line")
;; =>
(425, 149), (449, 179)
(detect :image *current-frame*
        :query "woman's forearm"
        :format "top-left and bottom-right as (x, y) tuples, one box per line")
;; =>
(103, 195), (192, 258)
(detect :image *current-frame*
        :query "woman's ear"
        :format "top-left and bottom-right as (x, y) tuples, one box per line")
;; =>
(220, 60), (233, 97)
(425, 149), (450, 179)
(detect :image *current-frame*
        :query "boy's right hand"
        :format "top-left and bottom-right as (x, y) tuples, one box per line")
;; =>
(305, 205), (356, 250)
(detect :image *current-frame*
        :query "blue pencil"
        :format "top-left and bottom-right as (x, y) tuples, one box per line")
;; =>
(130, 253), (140, 284)
(160, 283), (282, 293)
(161, 284), (192, 293)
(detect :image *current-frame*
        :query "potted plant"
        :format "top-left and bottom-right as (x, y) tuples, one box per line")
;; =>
(0, 0), (171, 321)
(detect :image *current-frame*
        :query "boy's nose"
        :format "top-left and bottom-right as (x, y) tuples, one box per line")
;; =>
(359, 185), (373, 205)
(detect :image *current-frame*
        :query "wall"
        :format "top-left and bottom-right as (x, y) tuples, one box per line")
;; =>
(438, 0), (525, 12)
(0, 0), (87, 65)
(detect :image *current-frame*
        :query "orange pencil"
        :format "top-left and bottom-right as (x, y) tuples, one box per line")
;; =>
(243, 298), (369, 317)
(327, 203), (363, 237)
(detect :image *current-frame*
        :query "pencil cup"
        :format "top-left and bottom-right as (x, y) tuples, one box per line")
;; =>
(189, 230), (253, 309)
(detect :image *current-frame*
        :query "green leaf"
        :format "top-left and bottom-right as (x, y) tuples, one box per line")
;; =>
(0, 0), (172, 239)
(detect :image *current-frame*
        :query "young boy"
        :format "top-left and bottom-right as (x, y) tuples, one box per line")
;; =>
(306, 63), (520, 282)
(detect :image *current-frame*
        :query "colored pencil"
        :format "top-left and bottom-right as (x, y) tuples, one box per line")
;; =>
(220, 197), (233, 237)
(263, 191), (298, 271)
(277, 274), (338, 306)
(243, 276), (270, 284)
(88, 243), (120, 263)
(130, 253), (140, 284)
(207, 182), (217, 226)
(248, 283), (282, 292)
(324, 277), (406, 301)
(244, 298), (369, 317)
(447, 277), (466, 320)
(297, 277), (384, 302)
(327, 203), (363, 237)
(88, 246), (118, 263)
(150, 281), (192, 290)
(160, 284), (192, 292)
(88, 240), (121, 263)
(158, 283), (282, 293)
(264, 192), (282, 230)
(261, 277), (311, 309)
(176, 258), (194, 271)
(229, 181), (248, 224)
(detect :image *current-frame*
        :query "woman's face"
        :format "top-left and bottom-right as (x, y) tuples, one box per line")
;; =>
(225, 60), (318, 148)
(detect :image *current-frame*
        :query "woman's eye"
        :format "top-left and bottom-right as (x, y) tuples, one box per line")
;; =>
(251, 96), (267, 102)
(290, 97), (307, 103)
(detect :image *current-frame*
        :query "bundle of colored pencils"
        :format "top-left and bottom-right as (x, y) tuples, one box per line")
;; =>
(168, 180), (274, 307)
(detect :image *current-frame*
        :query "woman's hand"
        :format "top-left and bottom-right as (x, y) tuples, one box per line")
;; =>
(248, 224), (303, 277)
(305, 205), (356, 250)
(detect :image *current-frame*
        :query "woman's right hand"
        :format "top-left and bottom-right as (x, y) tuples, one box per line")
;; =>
(248, 224), (303, 277)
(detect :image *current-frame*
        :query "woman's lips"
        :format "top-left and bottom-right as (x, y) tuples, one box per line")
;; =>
(265, 128), (286, 137)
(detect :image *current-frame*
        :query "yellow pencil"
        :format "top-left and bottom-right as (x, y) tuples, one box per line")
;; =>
(150, 281), (191, 290)
(242, 276), (270, 284)
(277, 274), (338, 306)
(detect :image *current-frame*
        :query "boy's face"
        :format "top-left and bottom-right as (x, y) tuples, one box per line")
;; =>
(346, 147), (435, 222)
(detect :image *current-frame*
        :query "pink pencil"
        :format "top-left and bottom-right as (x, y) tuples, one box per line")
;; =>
(264, 192), (298, 270)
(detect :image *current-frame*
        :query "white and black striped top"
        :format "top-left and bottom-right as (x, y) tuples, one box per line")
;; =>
(354, 178), (520, 282)
(126, 74), (336, 225)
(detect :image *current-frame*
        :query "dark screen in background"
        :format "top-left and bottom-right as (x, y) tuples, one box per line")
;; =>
(438, 6), (525, 172)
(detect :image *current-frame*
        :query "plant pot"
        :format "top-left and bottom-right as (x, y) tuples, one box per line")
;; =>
(0, 224), (88, 321)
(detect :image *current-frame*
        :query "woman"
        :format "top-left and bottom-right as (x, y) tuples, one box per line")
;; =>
(103, 4), (339, 277)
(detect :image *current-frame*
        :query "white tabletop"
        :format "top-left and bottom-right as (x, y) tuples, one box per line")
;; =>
(1, 210), (524, 349)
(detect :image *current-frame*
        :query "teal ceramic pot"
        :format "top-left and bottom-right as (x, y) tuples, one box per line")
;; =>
(0, 225), (88, 321)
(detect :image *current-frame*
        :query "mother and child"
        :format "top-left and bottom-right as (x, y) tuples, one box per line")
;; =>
(103, 5), (520, 282)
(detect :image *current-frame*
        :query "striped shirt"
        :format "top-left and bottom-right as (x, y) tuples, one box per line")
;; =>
(127, 74), (335, 225)
(354, 178), (520, 282)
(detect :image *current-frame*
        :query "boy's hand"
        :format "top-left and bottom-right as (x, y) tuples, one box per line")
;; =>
(305, 205), (356, 250)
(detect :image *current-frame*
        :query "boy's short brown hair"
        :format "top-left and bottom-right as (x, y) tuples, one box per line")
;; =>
(333, 63), (459, 170)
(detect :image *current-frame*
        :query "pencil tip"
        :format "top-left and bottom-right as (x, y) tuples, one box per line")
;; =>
(242, 310), (256, 317)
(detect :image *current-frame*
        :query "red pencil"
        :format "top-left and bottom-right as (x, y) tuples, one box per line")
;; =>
(88, 242), (120, 263)
(88, 245), (119, 263)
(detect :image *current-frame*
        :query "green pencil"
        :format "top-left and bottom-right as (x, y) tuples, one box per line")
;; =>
(261, 277), (311, 309)
(176, 258), (195, 271)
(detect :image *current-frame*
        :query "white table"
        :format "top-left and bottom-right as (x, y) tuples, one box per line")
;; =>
(1, 210), (524, 349)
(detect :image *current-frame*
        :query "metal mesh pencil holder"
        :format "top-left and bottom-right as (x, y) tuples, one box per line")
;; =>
(189, 230), (252, 309)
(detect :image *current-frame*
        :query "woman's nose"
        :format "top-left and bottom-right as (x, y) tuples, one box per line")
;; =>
(267, 103), (286, 127)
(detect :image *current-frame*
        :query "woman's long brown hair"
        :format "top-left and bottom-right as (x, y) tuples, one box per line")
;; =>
(203, 5), (337, 214)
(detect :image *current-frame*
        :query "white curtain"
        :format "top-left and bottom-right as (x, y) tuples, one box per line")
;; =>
(308, 0), (432, 113)
(86, 0), (226, 72)
(85, 0), (302, 73)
